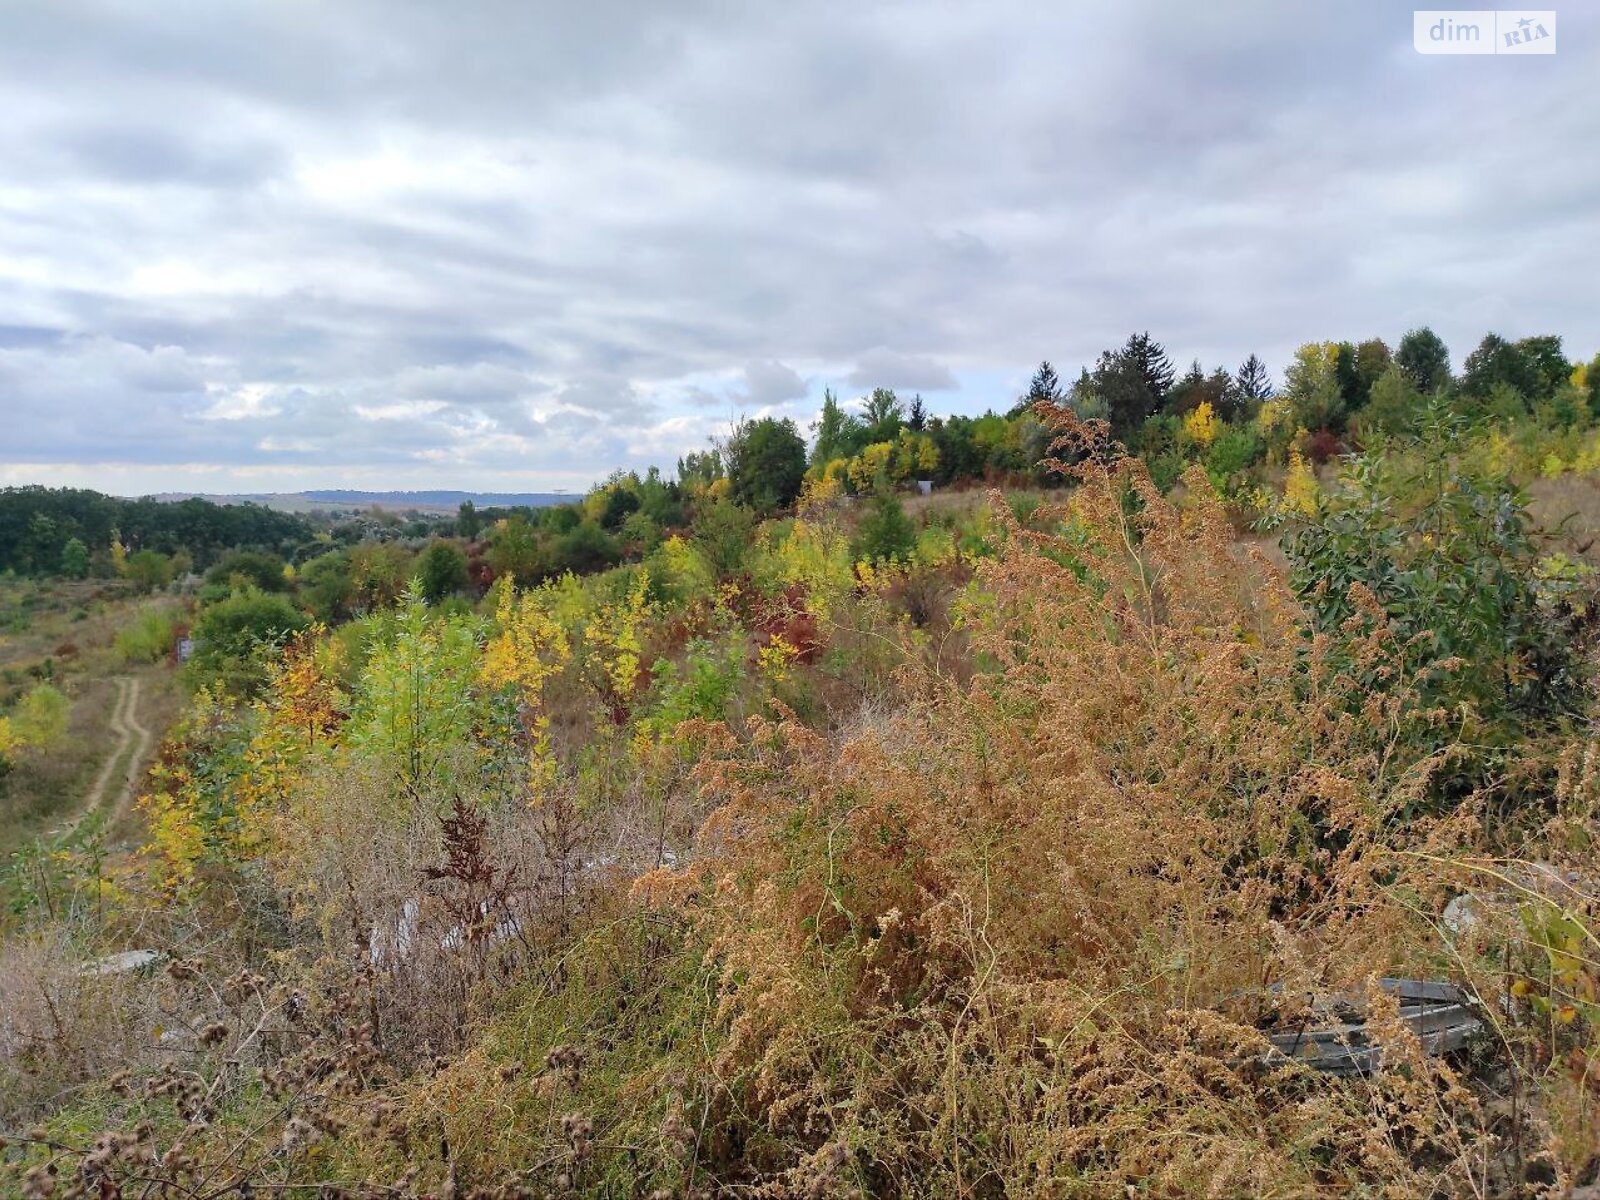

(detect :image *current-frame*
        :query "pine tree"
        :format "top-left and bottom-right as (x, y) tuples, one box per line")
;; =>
(1125, 332), (1174, 402)
(908, 393), (927, 431)
(1234, 353), (1274, 402)
(1095, 333), (1173, 441)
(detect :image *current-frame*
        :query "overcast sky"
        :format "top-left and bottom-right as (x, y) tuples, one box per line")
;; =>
(1, 2), (1596, 495)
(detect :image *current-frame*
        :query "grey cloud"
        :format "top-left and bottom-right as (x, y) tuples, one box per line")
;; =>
(0, 0), (1597, 490)
(738, 361), (809, 408)
(848, 350), (958, 393)
(55, 124), (286, 187)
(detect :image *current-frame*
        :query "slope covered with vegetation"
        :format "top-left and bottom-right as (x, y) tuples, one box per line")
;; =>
(3, 327), (1600, 1197)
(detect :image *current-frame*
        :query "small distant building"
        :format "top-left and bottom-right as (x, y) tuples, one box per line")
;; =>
(177, 637), (195, 663)
(917, 480), (933, 496)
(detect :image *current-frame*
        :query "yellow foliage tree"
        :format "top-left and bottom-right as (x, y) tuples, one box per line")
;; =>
(1182, 401), (1220, 447)
(481, 578), (573, 797)
(585, 569), (653, 713)
(847, 442), (895, 491)
(1283, 447), (1319, 517)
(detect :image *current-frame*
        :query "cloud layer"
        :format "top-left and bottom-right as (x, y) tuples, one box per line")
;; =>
(1, 1), (1597, 493)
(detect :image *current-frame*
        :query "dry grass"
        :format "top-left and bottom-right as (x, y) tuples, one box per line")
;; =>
(1527, 473), (1600, 566)
(4, 444), (1598, 1197)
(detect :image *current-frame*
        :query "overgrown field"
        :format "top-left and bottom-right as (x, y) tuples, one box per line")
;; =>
(0, 579), (185, 873)
(4, 400), (1600, 1197)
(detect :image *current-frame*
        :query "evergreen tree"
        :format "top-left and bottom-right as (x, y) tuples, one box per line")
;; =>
(853, 491), (917, 564)
(1012, 361), (1063, 416)
(1095, 332), (1173, 441)
(1234, 353), (1274, 402)
(908, 393), (927, 432)
(1165, 359), (1207, 415)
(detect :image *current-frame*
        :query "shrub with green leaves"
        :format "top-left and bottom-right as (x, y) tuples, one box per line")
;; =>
(114, 604), (179, 663)
(189, 588), (310, 694)
(852, 492), (916, 564)
(1283, 431), (1590, 752)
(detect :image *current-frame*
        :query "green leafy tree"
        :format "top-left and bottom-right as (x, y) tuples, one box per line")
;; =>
(676, 447), (724, 495)
(1461, 333), (1525, 400)
(487, 515), (546, 585)
(205, 550), (289, 594)
(599, 485), (642, 531)
(1458, 333), (1565, 404)
(1353, 338), (1393, 405)
(346, 590), (481, 793)
(349, 542), (414, 609)
(862, 388), (904, 442)
(692, 497), (756, 580)
(1395, 327), (1452, 394)
(59, 536), (90, 579)
(1282, 342), (1346, 433)
(416, 540), (470, 602)
(125, 548), (175, 594)
(1203, 425), (1264, 494)
(726, 417), (808, 514)
(1352, 363), (1425, 441)
(1284, 416), (1581, 743)
(190, 589), (310, 694)
(811, 388), (864, 466)
(299, 551), (356, 622)
(1515, 334), (1570, 402)
(550, 520), (621, 575)
(456, 500), (482, 539)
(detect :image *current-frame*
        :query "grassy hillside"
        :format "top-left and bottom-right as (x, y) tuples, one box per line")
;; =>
(3, 404), (1600, 1196)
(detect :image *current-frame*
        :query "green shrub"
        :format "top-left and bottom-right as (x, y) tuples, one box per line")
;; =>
(415, 540), (470, 603)
(189, 588), (309, 694)
(115, 605), (179, 663)
(852, 492), (916, 564)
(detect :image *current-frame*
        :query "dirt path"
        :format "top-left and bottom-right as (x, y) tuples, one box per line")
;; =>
(61, 676), (151, 837)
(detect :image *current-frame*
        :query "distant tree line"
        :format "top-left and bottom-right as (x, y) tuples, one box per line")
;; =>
(0, 488), (315, 578)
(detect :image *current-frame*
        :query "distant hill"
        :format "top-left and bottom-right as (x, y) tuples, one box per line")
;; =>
(149, 489), (574, 513)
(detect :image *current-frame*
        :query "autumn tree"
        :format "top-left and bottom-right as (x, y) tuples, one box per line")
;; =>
(1282, 342), (1346, 432)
